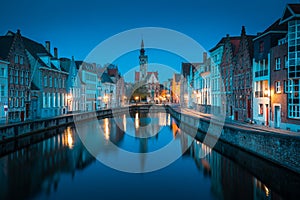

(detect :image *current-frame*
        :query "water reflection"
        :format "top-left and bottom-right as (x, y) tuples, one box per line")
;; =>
(0, 112), (298, 199)
(0, 127), (95, 200)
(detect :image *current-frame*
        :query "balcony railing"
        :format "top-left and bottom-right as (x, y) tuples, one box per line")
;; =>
(255, 69), (268, 78)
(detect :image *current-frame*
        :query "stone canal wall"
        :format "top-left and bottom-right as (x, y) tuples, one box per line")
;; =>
(166, 106), (300, 175)
(1, 104), (299, 174)
(0, 105), (166, 143)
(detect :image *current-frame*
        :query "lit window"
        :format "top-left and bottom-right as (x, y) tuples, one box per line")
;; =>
(275, 81), (281, 93)
(275, 57), (281, 70)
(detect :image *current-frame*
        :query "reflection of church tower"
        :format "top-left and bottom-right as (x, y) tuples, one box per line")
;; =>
(139, 39), (148, 80)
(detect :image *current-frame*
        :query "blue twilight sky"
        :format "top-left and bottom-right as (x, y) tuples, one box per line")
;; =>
(0, 0), (294, 82)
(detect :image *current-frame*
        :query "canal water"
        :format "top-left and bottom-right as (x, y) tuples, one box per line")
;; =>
(0, 112), (298, 199)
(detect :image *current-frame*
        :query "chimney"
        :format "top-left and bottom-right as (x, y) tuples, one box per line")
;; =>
(203, 52), (207, 62)
(241, 26), (246, 36)
(45, 41), (50, 53)
(54, 47), (58, 59)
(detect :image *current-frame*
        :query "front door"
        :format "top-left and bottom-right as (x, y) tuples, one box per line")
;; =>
(234, 111), (238, 121)
(247, 99), (251, 118)
(20, 111), (24, 122)
(274, 106), (280, 128)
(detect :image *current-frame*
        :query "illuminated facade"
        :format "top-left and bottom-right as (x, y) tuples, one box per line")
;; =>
(252, 19), (287, 126)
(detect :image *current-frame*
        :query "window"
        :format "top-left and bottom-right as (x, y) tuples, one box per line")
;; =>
(275, 57), (281, 70)
(0, 85), (4, 97)
(289, 105), (300, 118)
(15, 98), (18, 107)
(20, 56), (24, 65)
(259, 104), (263, 116)
(49, 76), (52, 87)
(14, 55), (19, 64)
(20, 71), (24, 84)
(284, 56), (288, 68)
(0, 68), (4, 77)
(54, 78), (58, 88)
(275, 81), (281, 93)
(43, 92), (46, 108)
(15, 70), (18, 84)
(259, 41), (264, 53)
(44, 76), (47, 87)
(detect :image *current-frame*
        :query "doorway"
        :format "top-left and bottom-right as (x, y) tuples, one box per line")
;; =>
(234, 111), (238, 121)
(274, 106), (280, 128)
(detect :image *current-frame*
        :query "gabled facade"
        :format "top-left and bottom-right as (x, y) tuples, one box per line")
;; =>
(20, 36), (68, 118)
(193, 52), (211, 113)
(61, 56), (82, 112)
(107, 64), (124, 107)
(209, 38), (225, 114)
(232, 26), (256, 121)
(77, 61), (97, 111)
(0, 30), (31, 122)
(180, 62), (198, 107)
(220, 35), (240, 118)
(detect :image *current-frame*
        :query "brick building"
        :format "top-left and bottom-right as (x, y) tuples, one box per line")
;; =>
(0, 30), (31, 122)
(252, 19), (287, 126)
(270, 42), (289, 129)
(232, 26), (256, 121)
(220, 35), (240, 118)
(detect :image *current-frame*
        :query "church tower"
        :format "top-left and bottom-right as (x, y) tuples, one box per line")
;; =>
(139, 39), (148, 80)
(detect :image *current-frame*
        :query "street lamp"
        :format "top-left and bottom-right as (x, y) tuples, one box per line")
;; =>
(135, 96), (139, 105)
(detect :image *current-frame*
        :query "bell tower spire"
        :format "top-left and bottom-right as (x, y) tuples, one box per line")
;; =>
(139, 38), (148, 80)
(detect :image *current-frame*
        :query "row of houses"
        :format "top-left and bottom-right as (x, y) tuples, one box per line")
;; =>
(165, 4), (300, 131)
(0, 30), (124, 123)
